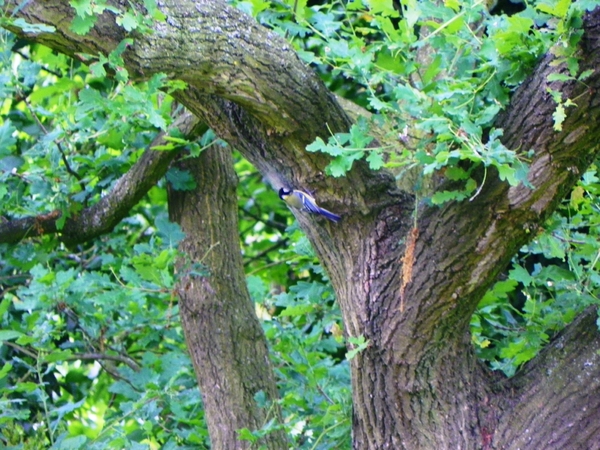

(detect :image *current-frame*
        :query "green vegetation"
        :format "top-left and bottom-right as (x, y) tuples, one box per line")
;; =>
(1, 0), (600, 448)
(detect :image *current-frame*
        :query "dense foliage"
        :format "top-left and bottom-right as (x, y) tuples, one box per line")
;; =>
(1, 0), (599, 448)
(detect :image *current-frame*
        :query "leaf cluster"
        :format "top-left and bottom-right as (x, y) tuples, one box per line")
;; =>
(235, 0), (594, 202)
(242, 224), (352, 449)
(472, 166), (600, 376)
(1, 211), (210, 448)
(0, 29), (206, 448)
(68, 0), (166, 35)
(0, 31), (181, 230)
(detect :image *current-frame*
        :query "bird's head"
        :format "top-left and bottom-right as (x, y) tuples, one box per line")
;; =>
(279, 187), (292, 199)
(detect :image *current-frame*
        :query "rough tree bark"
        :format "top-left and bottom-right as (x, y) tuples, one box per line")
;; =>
(4, 1), (600, 449)
(168, 148), (287, 448)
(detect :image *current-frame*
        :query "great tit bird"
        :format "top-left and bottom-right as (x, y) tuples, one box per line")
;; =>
(279, 188), (341, 222)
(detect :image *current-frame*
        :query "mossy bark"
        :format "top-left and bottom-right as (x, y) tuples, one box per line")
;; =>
(168, 147), (287, 449)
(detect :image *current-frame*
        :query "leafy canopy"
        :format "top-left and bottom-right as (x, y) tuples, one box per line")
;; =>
(1, 0), (600, 448)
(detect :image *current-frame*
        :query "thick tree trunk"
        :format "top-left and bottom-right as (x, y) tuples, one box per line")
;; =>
(168, 147), (287, 449)
(6, 1), (600, 449)
(343, 23), (600, 445)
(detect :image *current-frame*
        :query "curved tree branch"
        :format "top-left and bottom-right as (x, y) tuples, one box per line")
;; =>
(496, 306), (600, 449)
(3, 0), (385, 206)
(3, 0), (351, 133)
(70, 352), (141, 372)
(0, 111), (204, 245)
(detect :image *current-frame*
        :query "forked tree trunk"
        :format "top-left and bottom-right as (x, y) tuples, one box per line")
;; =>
(6, 1), (600, 448)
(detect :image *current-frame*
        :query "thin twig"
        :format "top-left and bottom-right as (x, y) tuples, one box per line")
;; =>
(56, 141), (86, 192)
(243, 238), (289, 266)
(70, 352), (141, 372)
(2, 341), (38, 359)
(12, 48), (63, 78)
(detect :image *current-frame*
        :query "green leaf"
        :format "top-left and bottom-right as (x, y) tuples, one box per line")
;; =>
(496, 165), (518, 186)
(44, 349), (73, 362)
(422, 55), (442, 85)
(578, 69), (594, 81)
(147, 109), (167, 129)
(0, 297), (10, 318)
(117, 11), (140, 31)
(155, 213), (185, 247)
(547, 73), (573, 82)
(326, 156), (354, 177)
(114, 66), (129, 83)
(166, 167), (197, 191)
(0, 120), (16, 156)
(15, 382), (39, 393)
(279, 304), (315, 317)
(144, 0), (167, 20)
(509, 265), (533, 287)
(70, 0), (93, 17)
(0, 330), (25, 342)
(346, 336), (369, 360)
(367, 0), (400, 17)
(431, 189), (468, 204)
(366, 151), (384, 170)
(306, 136), (326, 153)
(237, 428), (258, 443)
(536, 0), (571, 18)
(247, 275), (268, 303)
(444, 166), (469, 181)
(552, 103), (566, 131)
(89, 60), (107, 78)
(254, 390), (268, 408)
(0, 155), (24, 172)
(348, 119), (373, 148)
(0, 363), (13, 380)
(70, 14), (96, 35)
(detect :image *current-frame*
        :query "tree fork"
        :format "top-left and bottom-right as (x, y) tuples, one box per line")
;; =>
(6, 2), (600, 448)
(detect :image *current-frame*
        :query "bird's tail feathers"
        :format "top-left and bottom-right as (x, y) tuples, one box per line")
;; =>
(318, 207), (341, 223)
